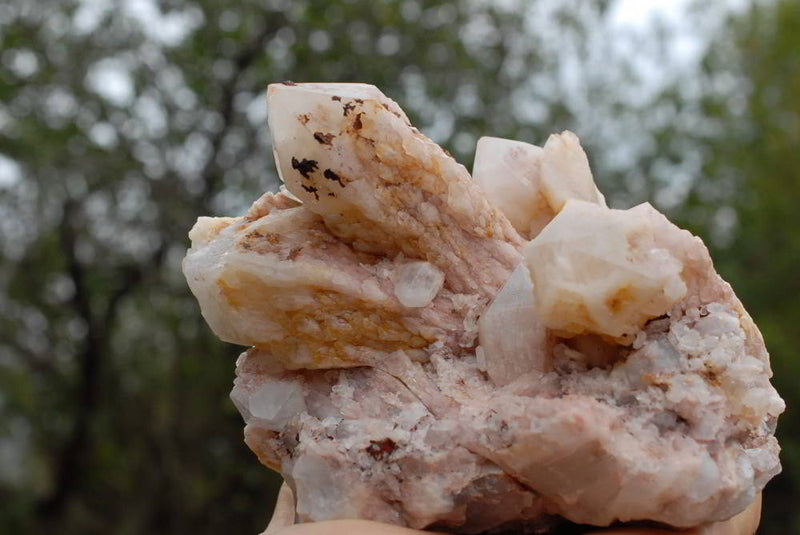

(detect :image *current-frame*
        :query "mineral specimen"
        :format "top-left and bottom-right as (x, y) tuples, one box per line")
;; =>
(183, 82), (784, 533)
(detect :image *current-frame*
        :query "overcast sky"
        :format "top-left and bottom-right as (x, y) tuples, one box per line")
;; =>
(0, 0), (749, 189)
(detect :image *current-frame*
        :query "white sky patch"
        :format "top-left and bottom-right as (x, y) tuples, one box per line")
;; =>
(73, 0), (203, 45)
(134, 93), (167, 138)
(610, 0), (750, 69)
(601, 0), (716, 112)
(0, 154), (22, 188)
(610, 0), (694, 69)
(86, 58), (135, 107)
(124, 0), (204, 47)
(72, 0), (112, 34)
(4, 49), (40, 78)
(246, 91), (268, 126)
(610, 0), (689, 28)
(88, 122), (119, 149)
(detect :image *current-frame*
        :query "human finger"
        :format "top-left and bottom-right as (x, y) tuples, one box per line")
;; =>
(262, 483), (296, 534)
(275, 519), (445, 535)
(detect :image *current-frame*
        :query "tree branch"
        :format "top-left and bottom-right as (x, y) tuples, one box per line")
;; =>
(198, 14), (286, 209)
(37, 10), (286, 523)
(37, 207), (167, 520)
(38, 200), (101, 519)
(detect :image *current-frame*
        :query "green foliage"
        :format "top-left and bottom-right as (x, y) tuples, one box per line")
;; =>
(611, 1), (800, 532)
(0, 1), (611, 533)
(693, 2), (800, 531)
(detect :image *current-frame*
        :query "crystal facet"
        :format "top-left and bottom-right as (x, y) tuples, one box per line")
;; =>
(477, 263), (550, 385)
(393, 261), (445, 308)
(473, 132), (605, 239)
(524, 200), (687, 341)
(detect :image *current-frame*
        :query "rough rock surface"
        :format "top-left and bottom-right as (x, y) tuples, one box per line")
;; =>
(183, 83), (784, 533)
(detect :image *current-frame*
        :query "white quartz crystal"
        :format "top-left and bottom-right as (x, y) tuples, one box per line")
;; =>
(524, 200), (687, 341)
(478, 263), (549, 385)
(292, 454), (349, 520)
(473, 132), (605, 239)
(265, 82), (522, 298)
(248, 380), (307, 430)
(540, 131), (606, 212)
(472, 137), (549, 238)
(393, 261), (445, 308)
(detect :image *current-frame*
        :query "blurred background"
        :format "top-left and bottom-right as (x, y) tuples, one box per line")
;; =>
(0, 0), (798, 533)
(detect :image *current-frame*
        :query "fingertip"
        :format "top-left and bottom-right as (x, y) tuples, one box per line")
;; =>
(277, 519), (447, 535)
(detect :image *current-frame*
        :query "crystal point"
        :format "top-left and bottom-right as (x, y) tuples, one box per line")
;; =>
(473, 131), (605, 240)
(524, 200), (687, 341)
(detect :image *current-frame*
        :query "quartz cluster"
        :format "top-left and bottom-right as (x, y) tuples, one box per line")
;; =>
(183, 83), (784, 533)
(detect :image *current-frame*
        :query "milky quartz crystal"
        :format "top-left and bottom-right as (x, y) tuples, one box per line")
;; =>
(472, 133), (605, 239)
(183, 83), (784, 533)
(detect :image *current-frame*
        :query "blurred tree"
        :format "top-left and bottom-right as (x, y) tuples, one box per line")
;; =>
(691, 1), (800, 532)
(0, 1), (616, 533)
(611, 0), (800, 532)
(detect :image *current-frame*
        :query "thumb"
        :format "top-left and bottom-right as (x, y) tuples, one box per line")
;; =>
(262, 483), (296, 534)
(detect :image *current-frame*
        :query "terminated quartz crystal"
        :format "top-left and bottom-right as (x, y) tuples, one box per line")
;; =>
(393, 261), (446, 308)
(183, 82), (784, 533)
(472, 132), (605, 239)
(524, 201), (688, 342)
(477, 264), (550, 385)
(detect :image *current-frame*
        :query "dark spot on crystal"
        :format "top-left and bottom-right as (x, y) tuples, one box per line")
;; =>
(381, 102), (402, 118)
(287, 247), (302, 260)
(365, 438), (396, 461)
(353, 112), (363, 130)
(281, 80), (297, 86)
(327, 192), (335, 197)
(355, 98), (363, 104)
(291, 157), (318, 178)
(298, 113), (310, 125)
(331, 96), (342, 101)
(343, 102), (356, 116)
(323, 168), (344, 187)
(703, 369), (721, 386)
(313, 131), (335, 145)
(647, 314), (670, 324)
(301, 184), (319, 200)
